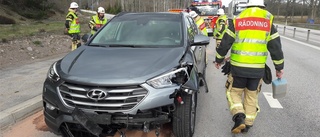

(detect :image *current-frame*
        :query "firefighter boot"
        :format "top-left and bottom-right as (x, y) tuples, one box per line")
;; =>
(244, 88), (259, 127)
(71, 40), (78, 51)
(76, 40), (81, 48)
(231, 113), (246, 134)
(241, 125), (252, 133)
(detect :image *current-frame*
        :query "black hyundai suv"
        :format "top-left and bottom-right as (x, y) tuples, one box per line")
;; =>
(43, 12), (209, 137)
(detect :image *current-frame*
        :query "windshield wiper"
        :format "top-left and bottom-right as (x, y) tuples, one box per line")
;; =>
(88, 44), (109, 47)
(109, 44), (145, 48)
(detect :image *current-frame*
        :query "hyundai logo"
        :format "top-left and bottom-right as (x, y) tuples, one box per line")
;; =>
(87, 89), (108, 101)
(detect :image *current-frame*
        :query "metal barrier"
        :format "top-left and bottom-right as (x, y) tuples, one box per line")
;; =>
(276, 25), (320, 42)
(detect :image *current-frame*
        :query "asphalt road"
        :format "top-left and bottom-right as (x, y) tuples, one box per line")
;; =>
(2, 35), (320, 137)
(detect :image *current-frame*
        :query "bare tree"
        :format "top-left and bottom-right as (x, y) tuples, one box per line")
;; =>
(290, 0), (296, 23)
(310, 0), (320, 20)
(301, 0), (306, 21)
(285, 0), (291, 23)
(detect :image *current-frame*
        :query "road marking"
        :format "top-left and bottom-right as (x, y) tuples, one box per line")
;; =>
(262, 92), (283, 109)
(281, 35), (320, 51)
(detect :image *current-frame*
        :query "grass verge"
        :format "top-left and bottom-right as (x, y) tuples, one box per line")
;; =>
(0, 21), (64, 40)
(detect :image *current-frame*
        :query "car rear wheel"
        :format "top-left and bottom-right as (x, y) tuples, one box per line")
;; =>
(172, 92), (197, 137)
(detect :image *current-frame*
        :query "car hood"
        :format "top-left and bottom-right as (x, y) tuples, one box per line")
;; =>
(58, 46), (185, 85)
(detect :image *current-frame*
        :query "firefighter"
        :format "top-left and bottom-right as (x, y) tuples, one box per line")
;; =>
(65, 2), (81, 51)
(189, 11), (208, 36)
(213, 8), (228, 48)
(214, 0), (284, 134)
(89, 7), (107, 36)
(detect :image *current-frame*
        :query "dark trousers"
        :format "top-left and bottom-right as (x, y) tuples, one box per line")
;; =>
(70, 33), (80, 41)
(232, 76), (261, 91)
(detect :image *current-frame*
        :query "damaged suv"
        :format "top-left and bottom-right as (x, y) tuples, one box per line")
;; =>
(43, 12), (209, 137)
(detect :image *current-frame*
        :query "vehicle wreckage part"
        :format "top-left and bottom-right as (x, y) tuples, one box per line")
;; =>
(155, 124), (160, 137)
(176, 96), (184, 104)
(143, 121), (150, 132)
(71, 107), (103, 136)
(199, 75), (209, 93)
(147, 67), (189, 89)
(118, 130), (126, 137)
(60, 123), (74, 137)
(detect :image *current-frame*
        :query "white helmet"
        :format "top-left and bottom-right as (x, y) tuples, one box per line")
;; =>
(246, 0), (265, 7)
(97, 7), (105, 14)
(217, 8), (225, 15)
(70, 2), (79, 9)
(189, 11), (198, 18)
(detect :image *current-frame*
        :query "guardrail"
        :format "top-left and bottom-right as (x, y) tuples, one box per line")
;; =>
(275, 25), (320, 42)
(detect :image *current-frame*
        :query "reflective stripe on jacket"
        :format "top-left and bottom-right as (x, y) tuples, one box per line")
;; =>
(66, 11), (80, 34)
(230, 8), (273, 68)
(90, 15), (107, 34)
(196, 17), (208, 36)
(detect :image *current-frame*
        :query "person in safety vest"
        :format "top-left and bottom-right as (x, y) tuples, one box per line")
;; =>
(213, 8), (228, 48)
(189, 11), (208, 36)
(89, 7), (107, 36)
(65, 2), (81, 51)
(214, 0), (284, 134)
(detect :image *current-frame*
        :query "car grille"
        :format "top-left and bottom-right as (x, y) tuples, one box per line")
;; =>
(58, 82), (148, 111)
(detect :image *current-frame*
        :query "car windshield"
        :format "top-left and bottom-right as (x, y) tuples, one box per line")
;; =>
(191, 5), (219, 16)
(90, 13), (183, 47)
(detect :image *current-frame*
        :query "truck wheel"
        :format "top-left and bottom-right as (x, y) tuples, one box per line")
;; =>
(172, 92), (197, 137)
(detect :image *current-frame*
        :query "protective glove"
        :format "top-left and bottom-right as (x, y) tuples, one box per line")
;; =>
(64, 28), (69, 35)
(221, 61), (231, 75)
(93, 26), (98, 31)
(215, 33), (220, 38)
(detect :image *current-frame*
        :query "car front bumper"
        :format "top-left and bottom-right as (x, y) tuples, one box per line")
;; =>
(43, 79), (179, 133)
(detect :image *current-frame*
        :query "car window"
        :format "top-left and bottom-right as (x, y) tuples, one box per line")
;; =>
(91, 14), (183, 47)
(185, 17), (196, 41)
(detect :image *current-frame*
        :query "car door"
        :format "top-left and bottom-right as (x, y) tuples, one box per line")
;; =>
(186, 16), (207, 75)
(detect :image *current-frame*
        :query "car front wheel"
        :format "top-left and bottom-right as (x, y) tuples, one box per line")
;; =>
(172, 92), (197, 137)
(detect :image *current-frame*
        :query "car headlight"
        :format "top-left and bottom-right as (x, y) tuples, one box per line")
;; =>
(47, 62), (60, 82)
(147, 67), (189, 89)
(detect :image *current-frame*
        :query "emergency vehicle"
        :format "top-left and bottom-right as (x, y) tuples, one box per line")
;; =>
(228, 0), (247, 19)
(189, 0), (223, 36)
(168, 9), (189, 13)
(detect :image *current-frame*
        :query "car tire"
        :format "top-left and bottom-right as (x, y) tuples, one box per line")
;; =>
(172, 92), (197, 137)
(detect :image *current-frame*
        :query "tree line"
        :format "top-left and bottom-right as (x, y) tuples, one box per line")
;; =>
(265, 0), (319, 23)
(78, 0), (194, 13)
(1, 0), (318, 23)
(85, 0), (319, 23)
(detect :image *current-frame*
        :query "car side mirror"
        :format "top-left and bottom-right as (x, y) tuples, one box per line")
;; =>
(81, 33), (91, 43)
(192, 34), (210, 46)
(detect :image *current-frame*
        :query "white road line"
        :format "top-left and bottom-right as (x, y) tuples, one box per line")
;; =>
(281, 35), (320, 51)
(262, 92), (283, 109)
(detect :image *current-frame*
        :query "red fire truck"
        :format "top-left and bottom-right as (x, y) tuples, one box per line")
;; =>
(189, 0), (223, 36)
